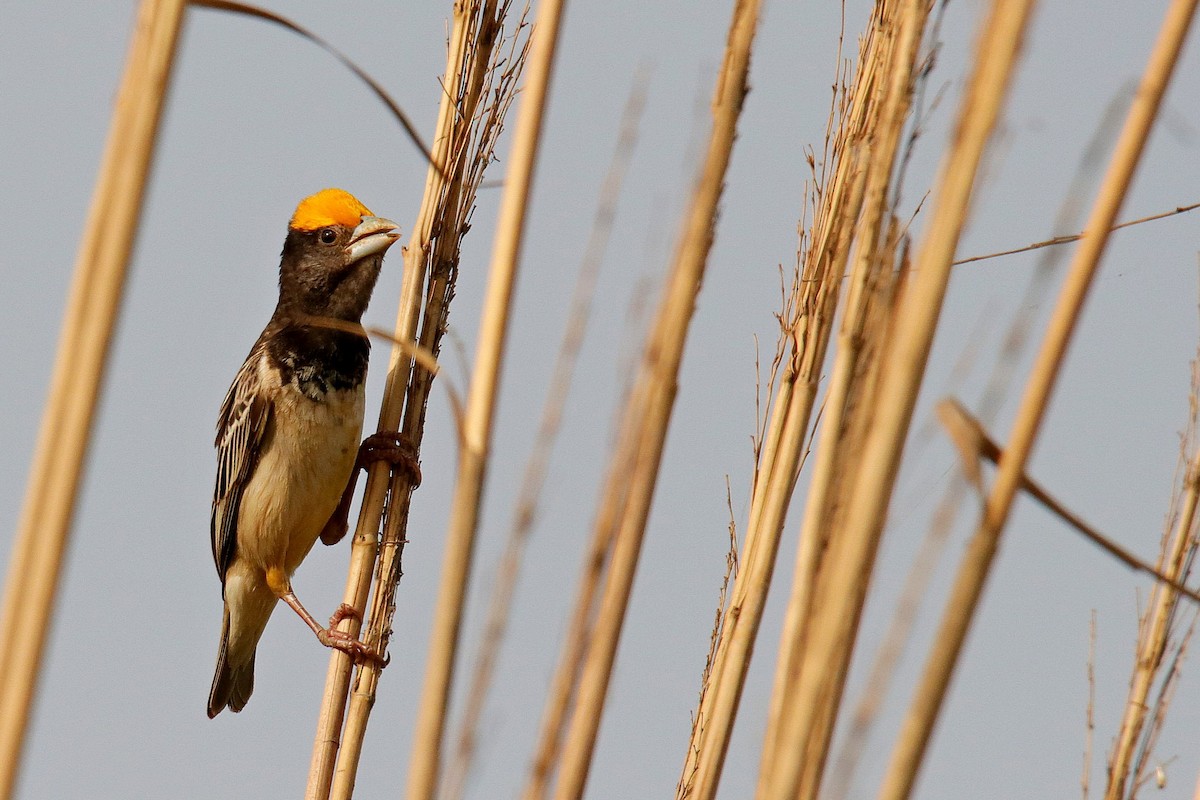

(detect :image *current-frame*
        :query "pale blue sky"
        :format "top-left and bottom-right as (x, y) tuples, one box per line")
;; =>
(2, 1), (1200, 798)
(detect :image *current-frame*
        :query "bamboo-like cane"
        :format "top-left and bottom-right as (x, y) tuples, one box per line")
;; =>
(546, 2), (763, 799)
(757, 0), (1038, 797)
(307, 3), (497, 796)
(878, 2), (1198, 798)
(400, 2), (567, 799)
(0, 3), (185, 797)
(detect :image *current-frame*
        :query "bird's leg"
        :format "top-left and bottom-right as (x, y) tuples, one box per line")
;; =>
(266, 568), (385, 667)
(320, 430), (422, 546)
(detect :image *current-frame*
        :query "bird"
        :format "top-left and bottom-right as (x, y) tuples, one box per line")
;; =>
(207, 188), (405, 718)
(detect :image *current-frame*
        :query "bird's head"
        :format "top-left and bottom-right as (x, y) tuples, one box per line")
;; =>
(277, 188), (401, 322)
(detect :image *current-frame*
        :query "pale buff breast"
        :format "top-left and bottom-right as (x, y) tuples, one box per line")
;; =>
(236, 367), (365, 577)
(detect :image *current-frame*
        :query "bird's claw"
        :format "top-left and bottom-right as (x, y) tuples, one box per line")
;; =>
(328, 602), (362, 629)
(357, 431), (422, 487)
(317, 627), (387, 668)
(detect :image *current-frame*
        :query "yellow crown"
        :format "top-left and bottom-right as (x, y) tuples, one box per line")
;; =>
(289, 188), (372, 231)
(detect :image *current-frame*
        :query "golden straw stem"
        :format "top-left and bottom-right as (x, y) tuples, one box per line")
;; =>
(549, 1), (762, 797)
(0, 3), (185, 797)
(879, 1), (1197, 798)
(401, 2), (567, 799)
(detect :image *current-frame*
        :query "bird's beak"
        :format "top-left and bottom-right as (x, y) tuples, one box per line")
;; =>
(345, 216), (401, 262)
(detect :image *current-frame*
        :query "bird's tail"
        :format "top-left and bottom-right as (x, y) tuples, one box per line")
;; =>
(207, 607), (255, 718)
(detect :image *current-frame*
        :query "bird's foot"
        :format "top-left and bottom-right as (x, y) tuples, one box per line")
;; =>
(328, 602), (362, 628)
(357, 431), (422, 487)
(320, 432), (421, 547)
(316, 626), (387, 668)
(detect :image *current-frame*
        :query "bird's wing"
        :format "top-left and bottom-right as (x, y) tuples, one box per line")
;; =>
(211, 343), (273, 584)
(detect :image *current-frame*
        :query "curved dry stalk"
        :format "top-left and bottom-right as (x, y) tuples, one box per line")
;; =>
(879, 2), (1197, 797)
(0, 2), (185, 796)
(191, 0), (437, 169)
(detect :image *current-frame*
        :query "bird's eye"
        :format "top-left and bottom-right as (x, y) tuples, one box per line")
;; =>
(318, 228), (337, 245)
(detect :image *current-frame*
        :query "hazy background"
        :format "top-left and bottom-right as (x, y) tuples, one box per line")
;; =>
(2, 1), (1199, 797)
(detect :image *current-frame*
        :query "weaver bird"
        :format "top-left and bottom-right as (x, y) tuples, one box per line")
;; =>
(207, 188), (410, 718)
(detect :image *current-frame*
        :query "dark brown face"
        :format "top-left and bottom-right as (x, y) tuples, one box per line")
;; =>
(276, 217), (399, 322)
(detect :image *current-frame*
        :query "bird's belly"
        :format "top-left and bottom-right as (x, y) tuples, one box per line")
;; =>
(236, 384), (364, 575)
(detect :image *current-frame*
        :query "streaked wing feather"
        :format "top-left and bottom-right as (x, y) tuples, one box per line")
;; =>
(211, 345), (272, 583)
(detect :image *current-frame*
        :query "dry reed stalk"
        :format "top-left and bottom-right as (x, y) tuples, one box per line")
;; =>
(795, 226), (909, 800)
(753, 2), (932, 797)
(1106, 369), (1200, 798)
(304, 7), (464, 789)
(760, 0), (1039, 795)
(443, 78), (647, 800)
(828, 96), (1127, 794)
(677, 4), (917, 798)
(308, 3), (529, 797)
(877, 2), (1197, 796)
(521, 256), (672, 798)
(0, 3), (185, 797)
(542, 1), (763, 798)
(399, 1), (564, 798)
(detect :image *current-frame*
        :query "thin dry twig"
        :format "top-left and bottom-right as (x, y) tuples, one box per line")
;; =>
(953, 201), (1200, 266)
(677, 481), (742, 799)
(937, 398), (1200, 605)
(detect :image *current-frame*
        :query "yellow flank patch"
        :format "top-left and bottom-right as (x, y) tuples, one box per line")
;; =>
(289, 188), (372, 231)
